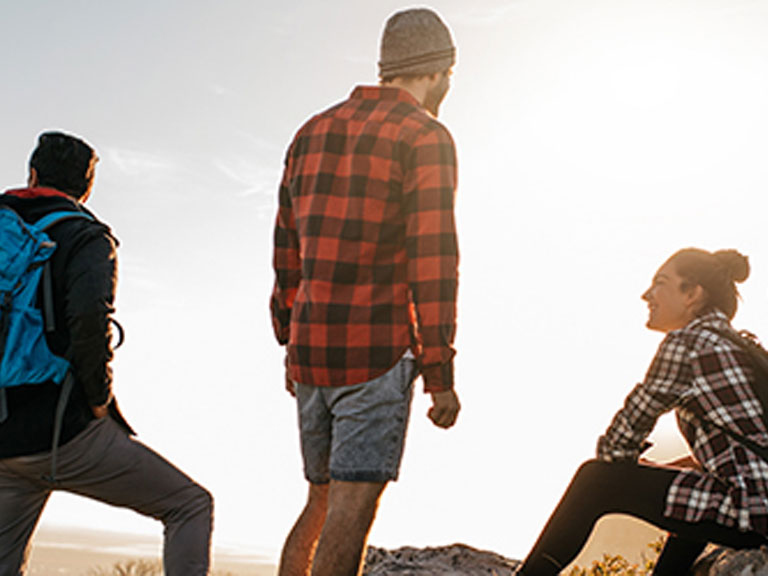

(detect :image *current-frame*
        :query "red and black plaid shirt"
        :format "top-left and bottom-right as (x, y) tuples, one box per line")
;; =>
(598, 310), (768, 535)
(271, 85), (459, 392)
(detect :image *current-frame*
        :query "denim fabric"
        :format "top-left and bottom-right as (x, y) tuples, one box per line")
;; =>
(295, 355), (417, 483)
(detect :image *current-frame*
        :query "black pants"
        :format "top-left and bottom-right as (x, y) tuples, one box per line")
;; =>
(518, 460), (766, 575)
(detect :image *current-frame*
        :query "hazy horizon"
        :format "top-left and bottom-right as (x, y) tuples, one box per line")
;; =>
(28, 524), (274, 575)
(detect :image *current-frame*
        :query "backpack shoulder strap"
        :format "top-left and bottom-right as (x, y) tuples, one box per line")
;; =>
(715, 328), (768, 392)
(33, 210), (93, 231)
(34, 210), (95, 332)
(705, 418), (768, 463)
(708, 328), (768, 463)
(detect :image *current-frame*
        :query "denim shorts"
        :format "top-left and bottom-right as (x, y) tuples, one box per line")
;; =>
(295, 355), (417, 484)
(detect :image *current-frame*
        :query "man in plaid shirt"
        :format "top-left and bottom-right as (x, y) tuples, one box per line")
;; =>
(271, 7), (460, 576)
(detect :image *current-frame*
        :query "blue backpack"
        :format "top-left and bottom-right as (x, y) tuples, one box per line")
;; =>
(0, 206), (92, 479)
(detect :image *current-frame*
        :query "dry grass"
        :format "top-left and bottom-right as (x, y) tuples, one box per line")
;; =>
(87, 559), (237, 576)
(567, 538), (665, 576)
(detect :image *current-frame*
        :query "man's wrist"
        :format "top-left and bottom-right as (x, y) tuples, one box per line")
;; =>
(421, 361), (454, 393)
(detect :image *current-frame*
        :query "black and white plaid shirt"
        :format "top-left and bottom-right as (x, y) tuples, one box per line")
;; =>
(598, 310), (768, 534)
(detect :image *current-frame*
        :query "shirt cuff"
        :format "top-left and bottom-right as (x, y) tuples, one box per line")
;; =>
(421, 360), (454, 393)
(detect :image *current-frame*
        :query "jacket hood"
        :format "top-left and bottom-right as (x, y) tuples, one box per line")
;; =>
(0, 188), (95, 224)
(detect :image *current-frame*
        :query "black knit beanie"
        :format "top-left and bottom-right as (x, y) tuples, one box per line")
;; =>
(378, 8), (456, 80)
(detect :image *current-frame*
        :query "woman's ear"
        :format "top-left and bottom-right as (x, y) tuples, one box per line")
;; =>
(686, 284), (707, 314)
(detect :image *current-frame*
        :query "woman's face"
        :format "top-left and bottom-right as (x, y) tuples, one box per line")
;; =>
(642, 261), (700, 333)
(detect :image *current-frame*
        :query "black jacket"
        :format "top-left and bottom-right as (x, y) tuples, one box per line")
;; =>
(0, 190), (132, 458)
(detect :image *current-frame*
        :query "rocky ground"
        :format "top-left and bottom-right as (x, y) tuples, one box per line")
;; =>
(692, 546), (768, 576)
(362, 543), (768, 576)
(363, 544), (520, 575)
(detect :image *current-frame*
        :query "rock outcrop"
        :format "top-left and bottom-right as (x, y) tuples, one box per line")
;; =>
(692, 546), (768, 576)
(363, 544), (520, 575)
(363, 543), (768, 575)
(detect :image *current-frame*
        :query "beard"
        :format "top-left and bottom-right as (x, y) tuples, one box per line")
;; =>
(423, 75), (450, 117)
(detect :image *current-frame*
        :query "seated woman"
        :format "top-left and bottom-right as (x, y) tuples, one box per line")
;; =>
(517, 248), (768, 575)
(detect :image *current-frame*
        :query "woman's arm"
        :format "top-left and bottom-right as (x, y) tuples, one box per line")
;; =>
(597, 333), (694, 461)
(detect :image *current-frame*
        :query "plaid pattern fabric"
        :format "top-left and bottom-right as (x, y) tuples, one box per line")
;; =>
(271, 86), (458, 392)
(598, 310), (768, 534)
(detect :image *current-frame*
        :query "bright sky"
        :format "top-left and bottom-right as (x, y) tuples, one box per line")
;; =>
(3, 0), (768, 564)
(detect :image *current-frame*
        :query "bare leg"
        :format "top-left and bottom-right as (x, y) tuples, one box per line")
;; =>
(311, 480), (387, 576)
(278, 483), (329, 576)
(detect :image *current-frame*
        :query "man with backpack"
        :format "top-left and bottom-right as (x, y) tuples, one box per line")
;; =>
(271, 8), (460, 576)
(0, 132), (213, 575)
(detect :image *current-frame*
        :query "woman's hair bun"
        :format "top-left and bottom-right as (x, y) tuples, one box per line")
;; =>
(714, 249), (750, 284)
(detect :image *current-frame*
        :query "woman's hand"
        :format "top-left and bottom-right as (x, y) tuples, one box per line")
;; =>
(639, 455), (702, 471)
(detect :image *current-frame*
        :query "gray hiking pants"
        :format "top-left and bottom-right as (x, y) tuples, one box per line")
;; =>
(0, 417), (213, 576)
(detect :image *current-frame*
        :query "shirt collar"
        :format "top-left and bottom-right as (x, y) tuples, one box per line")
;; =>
(684, 309), (731, 332)
(349, 85), (422, 108)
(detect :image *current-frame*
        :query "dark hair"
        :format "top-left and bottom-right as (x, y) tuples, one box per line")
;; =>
(29, 131), (98, 199)
(668, 248), (750, 320)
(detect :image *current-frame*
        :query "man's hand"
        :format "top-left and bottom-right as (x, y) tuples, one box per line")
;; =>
(91, 403), (109, 419)
(428, 389), (460, 429)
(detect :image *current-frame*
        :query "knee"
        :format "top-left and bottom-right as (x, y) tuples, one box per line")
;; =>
(308, 482), (329, 508)
(570, 458), (640, 500)
(195, 485), (214, 520)
(549, 459), (615, 521)
(566, 459), (614, 500)
(304, 483), (329, 518)
(172, 482), (214, 525)
(326, 481), (385, 527)
(573, 459), (604, 484)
